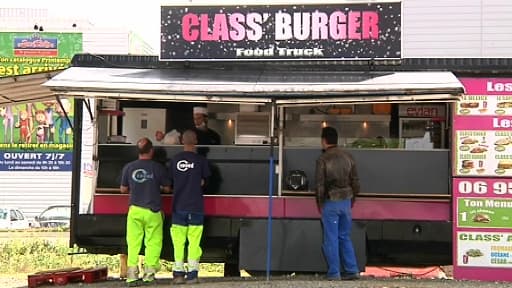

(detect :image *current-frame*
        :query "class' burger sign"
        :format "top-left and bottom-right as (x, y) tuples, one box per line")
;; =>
(160, 1), (401, 61)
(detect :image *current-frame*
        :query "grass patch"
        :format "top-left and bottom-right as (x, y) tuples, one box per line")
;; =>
(0, 227), (69, 233)
(0, 238), (223, 275)
(0, 238), (118, 274)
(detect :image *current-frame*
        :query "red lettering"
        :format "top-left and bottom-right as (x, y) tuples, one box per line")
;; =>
(406, 107), (439, 117)
(182, 10), (382, 42)
(182, 13), (199, 41)
(362, 11), (379, 39)
(200, 14), (215, 41)
(212, 14), (230, 41)
(347, 11), (361, 40)
(185, 13), (262, 41)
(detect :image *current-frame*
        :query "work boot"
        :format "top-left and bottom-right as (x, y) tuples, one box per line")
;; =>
(340, 272), (360, 280)
(127, 280), (142, 287)
(172, 271), (186, 285)
(186, 270), (199, 284)
(126, 266), (140, 287)
(326, 275), (341, 281)
(142, 266), (157, 285)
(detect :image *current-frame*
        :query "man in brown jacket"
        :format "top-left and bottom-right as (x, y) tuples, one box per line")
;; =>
(316, 126), (360, 281)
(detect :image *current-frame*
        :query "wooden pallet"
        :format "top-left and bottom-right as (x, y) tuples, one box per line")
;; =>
(27, 266), (108, 288)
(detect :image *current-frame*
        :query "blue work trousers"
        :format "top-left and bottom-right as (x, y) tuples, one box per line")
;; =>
(321, 199), (359, 278)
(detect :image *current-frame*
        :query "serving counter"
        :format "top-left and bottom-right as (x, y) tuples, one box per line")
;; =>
(95, 144), (450, 197)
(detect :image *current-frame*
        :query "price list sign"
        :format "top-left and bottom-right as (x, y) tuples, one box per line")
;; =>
(455, 130), (512, 177)
(453, 78), (512, 281)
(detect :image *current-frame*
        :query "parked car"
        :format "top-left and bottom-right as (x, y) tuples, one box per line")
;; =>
(0, 207), (30, 230)
(35, 205), (71, 228)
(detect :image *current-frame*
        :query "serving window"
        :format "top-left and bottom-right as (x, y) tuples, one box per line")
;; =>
(94, 101), (452, 197)
(283, 103), (450, 150)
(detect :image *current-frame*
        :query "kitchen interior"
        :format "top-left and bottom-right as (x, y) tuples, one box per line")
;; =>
(96, 100), (448, 150)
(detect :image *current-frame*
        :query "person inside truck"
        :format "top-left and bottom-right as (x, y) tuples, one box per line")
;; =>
(192, 106), (221, 145)
(155, 129), (181, 145)
(120, 137), (172, 286)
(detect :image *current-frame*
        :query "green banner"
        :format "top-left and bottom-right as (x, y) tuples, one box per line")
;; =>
(0, 32), (82, 77)
(458, 197), (512, 229)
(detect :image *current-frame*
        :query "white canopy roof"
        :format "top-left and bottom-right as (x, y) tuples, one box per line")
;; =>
(0, 67), (464, 106)
(41, 67), (464, 105)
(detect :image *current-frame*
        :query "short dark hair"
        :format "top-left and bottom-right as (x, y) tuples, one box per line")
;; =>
(321, 127), (338, 145)
(137, 137), (153, 155)
(182, 129), (197, 145)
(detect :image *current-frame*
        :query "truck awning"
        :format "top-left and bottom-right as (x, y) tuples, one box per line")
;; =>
(43, 67), (464, 104)
(0, 71), (61, 105)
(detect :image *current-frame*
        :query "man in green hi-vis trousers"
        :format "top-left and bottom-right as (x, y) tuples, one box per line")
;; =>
(120, 138), (171, 287)
(168, 130), (211, 284)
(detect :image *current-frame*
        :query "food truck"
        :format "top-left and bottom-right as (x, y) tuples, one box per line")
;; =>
(0, 1), (503, 280)
(39, 53), (473, 275)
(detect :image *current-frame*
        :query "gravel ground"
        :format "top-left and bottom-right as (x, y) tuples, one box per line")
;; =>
(2, 232), (511, 288)
(7, 275), (512, 288)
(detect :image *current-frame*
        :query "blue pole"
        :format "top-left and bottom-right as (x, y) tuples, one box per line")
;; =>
(266, 154), (274, 281)
(266, 100), (276, 281)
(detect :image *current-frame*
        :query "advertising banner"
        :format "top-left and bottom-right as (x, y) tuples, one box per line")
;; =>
(453, 78), (512, 281)
(0, 147), (72, 172)
(160, 2), (401, 61)
(0, 32), (81, 172)
(0, 32), (82, 77)
(0, 99), (74, 171)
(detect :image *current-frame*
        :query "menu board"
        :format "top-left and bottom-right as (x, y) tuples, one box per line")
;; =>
(455, 179), (512, 229)
(457, 231), (512, 268)
(457, 95), (512, 116)
(454, 178), (512, 269)
(455, 130), (512, 177)
(453, 78), (512, 282)
(454, 79), (512, 177)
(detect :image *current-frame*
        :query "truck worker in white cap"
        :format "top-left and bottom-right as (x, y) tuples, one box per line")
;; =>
(193, 106), (221, 145)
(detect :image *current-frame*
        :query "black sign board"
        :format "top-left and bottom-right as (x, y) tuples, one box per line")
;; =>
(160, 2), (401, 61)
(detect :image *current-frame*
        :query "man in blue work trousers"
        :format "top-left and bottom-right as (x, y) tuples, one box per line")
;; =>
(168, 129), (211, 284)
(316, 126), (360, 281)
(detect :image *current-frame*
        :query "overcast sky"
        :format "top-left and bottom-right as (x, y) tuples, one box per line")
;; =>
(4, 0), (162, 50)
